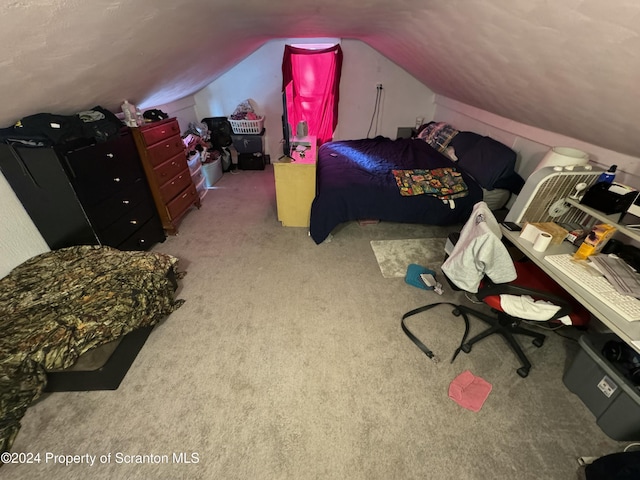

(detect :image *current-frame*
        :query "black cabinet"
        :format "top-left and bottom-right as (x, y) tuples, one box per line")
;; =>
(0, 131), (165, 251)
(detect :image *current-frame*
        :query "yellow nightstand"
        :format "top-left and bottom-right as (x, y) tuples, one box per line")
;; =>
(273, 136), (317, 227)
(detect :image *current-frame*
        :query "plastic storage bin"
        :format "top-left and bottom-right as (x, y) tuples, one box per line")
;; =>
(231, 131), (264, 154)
(238, 152), (265, 171)
(195, 176), (207, 200)
(201, 158), (223, 187)
(563, 333), (640, 440)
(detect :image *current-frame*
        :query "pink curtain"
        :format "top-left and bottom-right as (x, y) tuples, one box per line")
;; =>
(282, 44), (343, 146)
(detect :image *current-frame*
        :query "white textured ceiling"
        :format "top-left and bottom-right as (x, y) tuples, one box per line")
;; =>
(1, 0), (639, 157)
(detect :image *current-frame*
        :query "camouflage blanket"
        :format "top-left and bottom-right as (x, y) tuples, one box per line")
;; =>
(0, 246), (184, 456)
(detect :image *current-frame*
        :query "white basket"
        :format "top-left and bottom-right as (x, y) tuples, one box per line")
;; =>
(228, 116), (264, 135)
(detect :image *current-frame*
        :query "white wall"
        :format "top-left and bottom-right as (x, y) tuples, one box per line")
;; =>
(0, 173), (49, 277)
(434, 95), (640, 189)
(193, 39), (437, 159)
(5, 40), (640, 275)
(148, 96), (200, 133)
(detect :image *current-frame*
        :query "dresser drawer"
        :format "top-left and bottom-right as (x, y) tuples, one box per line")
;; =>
(160, 169), (193, 203)
(86, 180), (151, 229)
(140, 119), (181, 146)
(146, 135), (185, 167)
(64, 134), (144, 206)
(153, 152), (188, 184)
(116, 216), (165, 251)
(74, 172), (144, 207)
(166, 184), (198, 220)
(98, 200), (156, 247)
(64, 133), (142, 183)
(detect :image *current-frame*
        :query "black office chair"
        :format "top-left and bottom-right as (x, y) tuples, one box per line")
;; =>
(403, 203), (590, 377)
(450, 251), (593, 377)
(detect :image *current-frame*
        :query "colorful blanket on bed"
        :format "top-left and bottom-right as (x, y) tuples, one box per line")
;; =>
(392, 168), (469, 199)
(0, 246), (184, 457)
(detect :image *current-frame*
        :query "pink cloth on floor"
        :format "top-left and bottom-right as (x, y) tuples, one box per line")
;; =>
(448, 370), (492, 412)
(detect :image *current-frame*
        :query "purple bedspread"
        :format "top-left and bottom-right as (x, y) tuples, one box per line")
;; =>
(309, 137), (483, 244)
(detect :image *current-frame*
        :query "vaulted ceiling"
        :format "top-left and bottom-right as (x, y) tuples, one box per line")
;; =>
(2, 1), (639, 157)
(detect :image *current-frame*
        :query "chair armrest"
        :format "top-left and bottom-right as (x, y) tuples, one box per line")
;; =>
(475, 281), (572, 320)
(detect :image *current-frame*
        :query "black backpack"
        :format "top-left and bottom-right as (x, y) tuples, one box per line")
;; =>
(202, 117), (233, 150)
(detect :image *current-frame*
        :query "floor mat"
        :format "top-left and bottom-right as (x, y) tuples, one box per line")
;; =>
(370, 238), (446, 278)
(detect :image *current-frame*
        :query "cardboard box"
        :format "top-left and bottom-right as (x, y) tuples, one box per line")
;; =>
(520, 222), (568, 245)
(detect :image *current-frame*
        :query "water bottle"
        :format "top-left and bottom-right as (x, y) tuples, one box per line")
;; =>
(121, 100), (137, 127)
(597, 165), (617, 184)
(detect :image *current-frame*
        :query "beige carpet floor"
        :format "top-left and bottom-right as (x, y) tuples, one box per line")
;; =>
(4, 166), (626, 479)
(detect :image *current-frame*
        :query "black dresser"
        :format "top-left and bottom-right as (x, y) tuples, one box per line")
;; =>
(0, 130), (165, 250)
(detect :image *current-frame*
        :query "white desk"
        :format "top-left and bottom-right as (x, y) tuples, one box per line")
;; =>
(502, 227), (640, 353)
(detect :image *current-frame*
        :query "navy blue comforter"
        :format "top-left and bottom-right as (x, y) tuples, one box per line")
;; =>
(309, 137), (483, 244)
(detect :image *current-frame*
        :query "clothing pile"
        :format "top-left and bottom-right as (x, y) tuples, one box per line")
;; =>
(229, 99), (260, 121)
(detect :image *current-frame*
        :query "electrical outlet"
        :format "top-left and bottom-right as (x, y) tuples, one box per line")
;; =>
(376, 82), (383, 89)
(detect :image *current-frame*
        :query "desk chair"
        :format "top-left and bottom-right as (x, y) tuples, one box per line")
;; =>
(440, 202), (590, 377)
(447, 255), (593, 377)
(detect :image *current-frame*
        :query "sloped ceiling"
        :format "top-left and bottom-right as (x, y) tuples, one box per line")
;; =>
(1, 0), (639, 157)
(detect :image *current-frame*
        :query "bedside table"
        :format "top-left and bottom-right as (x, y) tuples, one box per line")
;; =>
(396, 127), (417, 139)
(273, 136), (317, 227)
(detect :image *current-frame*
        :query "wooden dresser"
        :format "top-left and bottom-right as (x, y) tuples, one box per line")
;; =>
(131, 118), (200, 235)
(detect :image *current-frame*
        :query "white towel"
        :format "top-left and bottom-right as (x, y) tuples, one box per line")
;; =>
(499, 294), (572, 325)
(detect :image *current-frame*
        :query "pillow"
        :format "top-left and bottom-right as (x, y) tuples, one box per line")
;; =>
(416, 122), (459, 152)
(493, 172), (525, 193)
(482, 187), (511, 210)
(450, 133), (523, 193)
(448, 131), (482, 157)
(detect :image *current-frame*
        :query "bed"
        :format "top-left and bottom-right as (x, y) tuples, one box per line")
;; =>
(309, 123), (524, 244)
(0, 245), (184, 455)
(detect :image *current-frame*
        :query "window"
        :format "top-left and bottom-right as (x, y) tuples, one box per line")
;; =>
(282, 44), (343, 146)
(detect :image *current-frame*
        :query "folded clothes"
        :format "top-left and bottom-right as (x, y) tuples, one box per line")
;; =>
(448, 370), (492, 412)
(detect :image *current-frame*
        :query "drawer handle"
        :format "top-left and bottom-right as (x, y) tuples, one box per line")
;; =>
(139, 238), (146, 245)
(130, 220), (138, 225)
(160, 130), (166, 134)
(172, 161), (177, 166)
(106, 153), (114, 158)
(122, 200), (130, 205)
(181, 192), (188, 199)
(113, 177), (121, 182)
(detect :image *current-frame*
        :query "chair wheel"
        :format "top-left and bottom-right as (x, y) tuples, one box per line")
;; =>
(461, 344), (472, 354)
(517, 367), (529, 378)
(452, 308), (461, 316)
(532, 338), (545, 348)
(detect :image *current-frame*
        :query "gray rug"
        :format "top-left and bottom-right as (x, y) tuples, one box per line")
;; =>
(370, 238), (447, 278)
